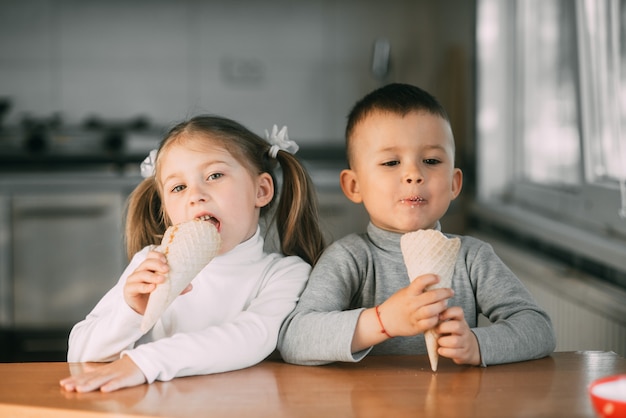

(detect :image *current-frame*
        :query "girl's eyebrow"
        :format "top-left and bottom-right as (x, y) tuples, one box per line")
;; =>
(161, 159), (230, 185)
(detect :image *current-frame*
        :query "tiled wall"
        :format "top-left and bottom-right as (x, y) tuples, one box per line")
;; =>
(0, 0), (474, 143)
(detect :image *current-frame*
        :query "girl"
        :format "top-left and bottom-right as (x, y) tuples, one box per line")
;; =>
(60, 115), (325, 392)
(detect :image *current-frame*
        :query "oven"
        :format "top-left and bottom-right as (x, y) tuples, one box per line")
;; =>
(0, 173), (142, 361)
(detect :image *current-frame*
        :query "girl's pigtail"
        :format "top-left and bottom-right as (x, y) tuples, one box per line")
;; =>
(124, 178), (166, 259)
(273, 151), (325, 265)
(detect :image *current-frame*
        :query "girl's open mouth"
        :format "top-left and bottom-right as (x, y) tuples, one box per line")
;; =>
(197, 214), (221, 231)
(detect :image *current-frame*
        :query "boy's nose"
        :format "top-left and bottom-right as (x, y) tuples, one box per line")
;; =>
(405, 169), (424, 184)
(406, 177), (423, 184)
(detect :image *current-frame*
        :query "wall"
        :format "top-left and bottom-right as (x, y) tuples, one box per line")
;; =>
(473, 230), (626, 358)
(0, 0), (475, 146)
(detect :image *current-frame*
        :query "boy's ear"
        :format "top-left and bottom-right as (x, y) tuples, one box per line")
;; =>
(450, 168), (463, 200)
(340, 169), (363, 203)
(256, 173), (274, 208)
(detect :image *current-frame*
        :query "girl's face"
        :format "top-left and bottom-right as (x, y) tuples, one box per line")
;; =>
(158, 135), (273, 255)
(340, 110), (462, 234)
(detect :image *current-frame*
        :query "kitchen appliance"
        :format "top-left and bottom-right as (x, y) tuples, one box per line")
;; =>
(0, 114), (161, 173)
(0, 173), (143, 361)
(0, 115), (159, 361)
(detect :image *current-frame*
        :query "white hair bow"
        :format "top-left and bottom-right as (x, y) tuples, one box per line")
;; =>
(140, 149), (158, 178)
(265, 125), (299, 158)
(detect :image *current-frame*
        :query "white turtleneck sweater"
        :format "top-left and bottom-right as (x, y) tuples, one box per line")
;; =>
(67, 227), (310, 383)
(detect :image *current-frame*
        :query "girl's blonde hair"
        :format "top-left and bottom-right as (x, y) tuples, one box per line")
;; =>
(125, 115), (325, 266)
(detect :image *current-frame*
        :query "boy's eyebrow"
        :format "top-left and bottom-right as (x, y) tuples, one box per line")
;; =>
(376, 143), (449, 153)
(422, 144), (449, 152)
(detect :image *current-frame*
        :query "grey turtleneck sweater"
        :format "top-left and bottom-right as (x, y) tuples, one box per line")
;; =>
(278, 222), (556, 367)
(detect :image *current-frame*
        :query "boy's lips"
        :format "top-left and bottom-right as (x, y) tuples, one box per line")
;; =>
(400, 196), (426, 205)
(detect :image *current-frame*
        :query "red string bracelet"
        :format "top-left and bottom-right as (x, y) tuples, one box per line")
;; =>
(375, 305), (392, 338)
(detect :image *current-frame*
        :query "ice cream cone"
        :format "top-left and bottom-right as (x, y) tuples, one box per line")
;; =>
(140, 219), (221, 332)
(400, 229), (460, 371)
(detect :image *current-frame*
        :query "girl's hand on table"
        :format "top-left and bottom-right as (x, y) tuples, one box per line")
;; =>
(436, 306), (481, 366)
(59, 355), (147, 393)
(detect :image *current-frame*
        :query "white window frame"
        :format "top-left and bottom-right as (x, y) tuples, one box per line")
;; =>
(474, 0), (626, 278)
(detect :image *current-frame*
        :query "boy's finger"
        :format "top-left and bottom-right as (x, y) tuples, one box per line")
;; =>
(439, 305), (463, 321)
(417, 288), (454, 307)
(408, 273), (439, 292)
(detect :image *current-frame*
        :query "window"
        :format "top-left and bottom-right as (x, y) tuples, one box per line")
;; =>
(519, 0), (581, 187)
(476, 0), (626, 287)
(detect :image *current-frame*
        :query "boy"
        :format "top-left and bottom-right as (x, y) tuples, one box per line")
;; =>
(278, 83), (555, 367)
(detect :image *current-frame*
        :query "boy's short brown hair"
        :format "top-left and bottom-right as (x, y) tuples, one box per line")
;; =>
(345, 83), (450, 167)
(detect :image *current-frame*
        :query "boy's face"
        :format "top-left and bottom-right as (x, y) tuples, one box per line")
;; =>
(340, 110), (462, 234)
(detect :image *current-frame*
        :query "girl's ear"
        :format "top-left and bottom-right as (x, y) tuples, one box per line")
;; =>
(256, 172), (274, 208)
(340, 169), (363, 203)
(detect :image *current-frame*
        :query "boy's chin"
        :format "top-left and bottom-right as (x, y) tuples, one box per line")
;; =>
(373, 222), (429, 234)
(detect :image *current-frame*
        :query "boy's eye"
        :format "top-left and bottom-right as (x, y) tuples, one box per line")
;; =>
(207, 172), (223, 181)
(424, 158), (441, 165)
(381, 160), (400, 167)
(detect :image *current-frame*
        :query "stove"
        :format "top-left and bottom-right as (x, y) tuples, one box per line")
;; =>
(0, 114), (163, 171)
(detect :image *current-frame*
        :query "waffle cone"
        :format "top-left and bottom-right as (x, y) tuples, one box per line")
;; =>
(400, 229), (460, 371)
(141, 219), (221, 332)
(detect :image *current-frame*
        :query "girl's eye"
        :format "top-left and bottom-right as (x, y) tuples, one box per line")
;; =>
(171, 185), (186, 193)
(207, 172), (224, 181)
(382, 160), (400, 167)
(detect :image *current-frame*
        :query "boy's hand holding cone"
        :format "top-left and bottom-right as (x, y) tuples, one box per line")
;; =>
(400, 229), (460, 371)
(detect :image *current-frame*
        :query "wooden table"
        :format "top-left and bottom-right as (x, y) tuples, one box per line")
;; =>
(0, 351), (623, 417)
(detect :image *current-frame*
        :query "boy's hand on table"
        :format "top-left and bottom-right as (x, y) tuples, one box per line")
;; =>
(59, 355), (147, 393)
(436, 306), (481, 366)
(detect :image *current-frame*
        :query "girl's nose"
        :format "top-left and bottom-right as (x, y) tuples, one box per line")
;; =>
(190, 195), (207, 204)
(188, 185), (208, 204)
